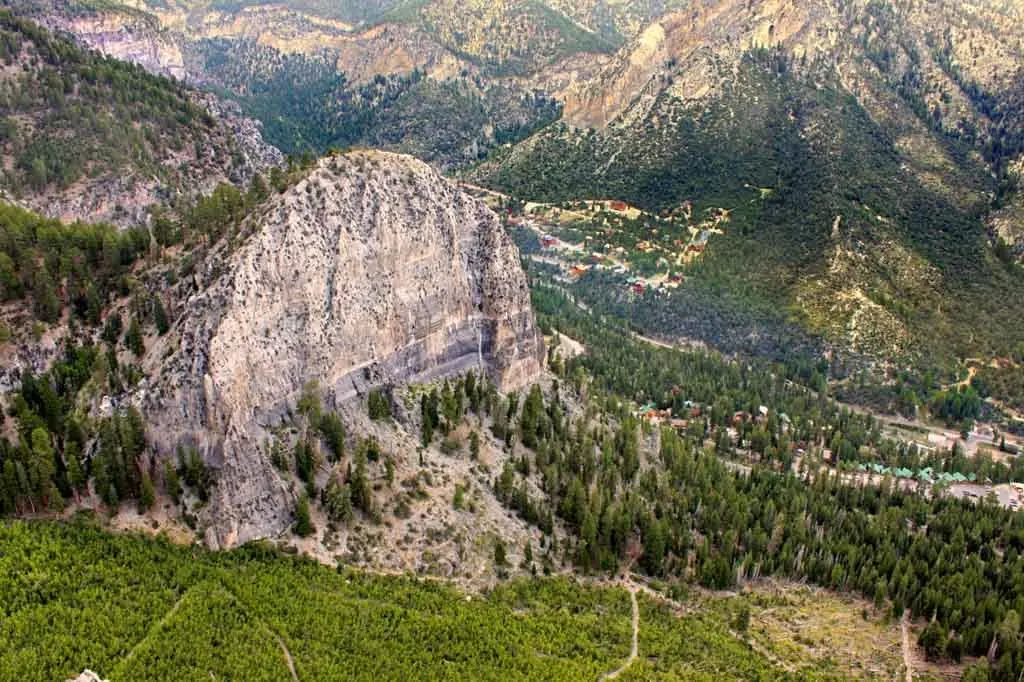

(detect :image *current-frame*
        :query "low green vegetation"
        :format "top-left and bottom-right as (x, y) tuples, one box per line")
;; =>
(108, 581), (292, 681)
(7, 518), (920, 681)
(0, 519), (639, 681)
(620, 596), (796, 681)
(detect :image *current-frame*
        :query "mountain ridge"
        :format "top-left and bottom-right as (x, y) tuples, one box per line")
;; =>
(471, 0), (1024, 380)
(0, 9), (282, 226)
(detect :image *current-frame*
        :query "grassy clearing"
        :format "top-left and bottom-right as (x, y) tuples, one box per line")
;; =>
(722, 582), (904, 680)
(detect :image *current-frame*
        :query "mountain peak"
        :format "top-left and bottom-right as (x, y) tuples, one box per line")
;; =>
(142, 150), (543, 547)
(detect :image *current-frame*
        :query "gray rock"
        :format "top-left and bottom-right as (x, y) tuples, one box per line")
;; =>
(66, 671), (107, 682)
(143, 150), (543, 548)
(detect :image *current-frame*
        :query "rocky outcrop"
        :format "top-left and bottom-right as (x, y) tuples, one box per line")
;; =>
(47, 10), (188, 81)
(193, 93), (286, 184)
(13, 89), (282, 228)
(142, 150), (543, 548)
(66, 671), (107, 682)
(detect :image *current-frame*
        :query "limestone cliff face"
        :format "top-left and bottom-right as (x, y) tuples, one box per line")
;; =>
(50, 11), (188, 81)
(561, 0), (1024, 133)
(143, 150), (543, 548)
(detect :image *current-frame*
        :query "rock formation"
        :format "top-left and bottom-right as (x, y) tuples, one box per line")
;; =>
(65, 671), (107, 682)
(142, 150), (543, 548)
(45, 10), (188, 81)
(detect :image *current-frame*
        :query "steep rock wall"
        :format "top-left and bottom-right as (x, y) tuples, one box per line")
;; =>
(143, 150), (542, 547)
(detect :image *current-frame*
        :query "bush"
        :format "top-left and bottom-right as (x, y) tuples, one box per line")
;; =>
(440, 435), (461, 456)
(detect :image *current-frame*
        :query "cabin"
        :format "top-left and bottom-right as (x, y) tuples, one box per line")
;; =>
(569, 264), (591, 278)
(638, 403), (672, 424)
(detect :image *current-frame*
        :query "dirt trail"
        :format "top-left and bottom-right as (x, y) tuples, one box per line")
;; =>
(117, 591), (188, 667)
(633, 331), (676, 350)
(218, 581), (300, 681)
(273, 632), (299, 682)
(600, 585), (639, 681)
(901, 610), (913, 682)
(943, 365), (978, 392)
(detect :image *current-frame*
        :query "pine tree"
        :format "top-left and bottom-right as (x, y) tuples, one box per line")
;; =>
(466, 372), (480, 414)
(15, 461), (31, 513)
(32, 265), (60, 323)
(318, 412), (345, 462)
(294, 494), (314, 537)
(351, 443), (372, 514)
(441, 381), (458, 429)
(421, 394), (436, 446)
(368, 390), (391, 421)
(293, 439), (314, 487)
(470, 431), (481, 460)
(183, 447), (209, 501)
(139, 469), (155, 512)
(102, 312), (123, 345)
(520, 385), (545, 448)
(125, 317), (144, 357)
(102, 482), (119, 509)
(297, 380), (321, 424)
(29, 427), (56, 501)
(0, 460), (17, 513)
(164, 460), (181, 504)
(324, 476), (352, 524)
(46, 481), (64, 512)
(643, 517), (666, 576)
(152, 297), (169, 335)
(122, 407), (146, 459)
(65, 442), (84, 500)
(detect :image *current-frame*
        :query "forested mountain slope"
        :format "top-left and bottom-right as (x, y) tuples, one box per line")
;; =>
(475, 0), (1024, 379)
(0, 11), (280, 225)
(1, 6), (1024, 681)
(10, 0), (603, 164)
